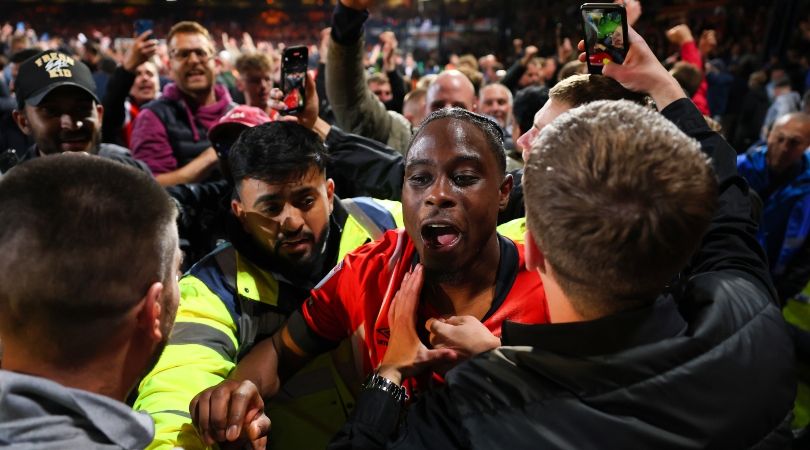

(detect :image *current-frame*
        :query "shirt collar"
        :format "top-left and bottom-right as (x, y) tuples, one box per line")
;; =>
(501, 295), (687, 356)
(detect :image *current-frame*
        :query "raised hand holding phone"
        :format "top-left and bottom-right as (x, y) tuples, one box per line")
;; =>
(581, 3), (629, 74)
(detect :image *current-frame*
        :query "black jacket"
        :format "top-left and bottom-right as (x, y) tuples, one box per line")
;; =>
(329, 99), (796, 449)
(101, 65), (137, 147)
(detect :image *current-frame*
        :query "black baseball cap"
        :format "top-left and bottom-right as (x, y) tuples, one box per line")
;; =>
(15, 50), (99, 109)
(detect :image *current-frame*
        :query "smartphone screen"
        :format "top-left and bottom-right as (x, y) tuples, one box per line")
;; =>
(581, 3), (629, 74)
(134, 19), (155, 41)
(281, 46), (308, 115)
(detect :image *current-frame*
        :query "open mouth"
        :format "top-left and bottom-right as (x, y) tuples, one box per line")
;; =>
(186, 70), (206, 79)
(421, 222), (461, 250)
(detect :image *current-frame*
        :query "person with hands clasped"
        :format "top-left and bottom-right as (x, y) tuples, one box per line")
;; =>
(328, 25), (795, 450)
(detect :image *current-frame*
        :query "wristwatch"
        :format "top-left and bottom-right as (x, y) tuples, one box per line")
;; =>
(363, 371), (409, 404)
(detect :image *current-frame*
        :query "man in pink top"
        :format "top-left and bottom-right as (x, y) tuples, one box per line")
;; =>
(131, 21), (235, 186)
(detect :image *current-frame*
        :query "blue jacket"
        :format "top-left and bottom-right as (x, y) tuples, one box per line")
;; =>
(737, 147), (810, 278)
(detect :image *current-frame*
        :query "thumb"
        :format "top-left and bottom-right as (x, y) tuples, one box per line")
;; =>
(601, 59), (625, 80)
(305, 71), (318, 103)
(426, 316), (453, 334)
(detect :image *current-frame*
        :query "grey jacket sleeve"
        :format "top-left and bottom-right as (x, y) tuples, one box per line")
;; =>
(326, 37), (411, 154)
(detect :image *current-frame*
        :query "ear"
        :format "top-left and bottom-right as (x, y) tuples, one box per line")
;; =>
(498, 173), (514, 211)
(231, 196), (248, 228)
(236, 77), (246, 93)
(12, 109), (31, 135)
(326, 178), (335, 214)
(524, 230), (547, 275)
(136, 282), (165, 341)
(471, 96), (479, 112)
(95, 103), (104, 123)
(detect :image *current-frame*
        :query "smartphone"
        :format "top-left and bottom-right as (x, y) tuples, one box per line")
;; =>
(134, 19), (155, 41)
(581, 3), (629, 74)
(280, 46), (308, 115)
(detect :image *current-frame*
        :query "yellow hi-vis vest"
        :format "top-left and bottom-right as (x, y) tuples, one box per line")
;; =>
(784, 282), (810, 434)
(134, 198), (402, 450)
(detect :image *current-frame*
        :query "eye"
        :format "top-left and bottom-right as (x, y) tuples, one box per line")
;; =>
(297, 196), (316, 210)
(407, 173), (432, 186)
(452, 173), (479, 186)
(262, 203), (282, 216)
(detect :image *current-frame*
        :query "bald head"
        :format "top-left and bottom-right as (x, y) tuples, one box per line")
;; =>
(767, 112), (810, 174)
(478, 83), (513, 128)
(426, 70), (477, 114)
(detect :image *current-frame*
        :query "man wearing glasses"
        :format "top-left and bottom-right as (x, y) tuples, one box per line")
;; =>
(131, 21), (235, 187)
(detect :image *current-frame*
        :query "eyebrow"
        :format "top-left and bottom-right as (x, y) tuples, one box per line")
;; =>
(405, 153), (483, 169)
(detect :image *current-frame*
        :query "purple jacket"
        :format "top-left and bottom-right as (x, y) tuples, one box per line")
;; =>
(131, 83), (232, 174)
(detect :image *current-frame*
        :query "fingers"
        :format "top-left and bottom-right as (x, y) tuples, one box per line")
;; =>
(420, 347), (458, 367)
(135, 29), (153, 42)
(427, 317), (453, 347)
(247, 413), (271, 449)
(190, 389), (216, 445)
(224, 381), (263, 442)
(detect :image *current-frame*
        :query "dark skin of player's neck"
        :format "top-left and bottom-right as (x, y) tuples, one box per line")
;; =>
(420, 231), (500, 321)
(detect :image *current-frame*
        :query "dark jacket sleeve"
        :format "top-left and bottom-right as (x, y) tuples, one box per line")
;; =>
(102, 65), (136, 146)
(661, 98), (776, 302)
(499, 60), (526, 94)
(329, 385), (467, 449)
(316, 62), (336, 125)
(775, 238), (810, 302)
(324, 126), (404, 201)
(386, 68), (405, 114)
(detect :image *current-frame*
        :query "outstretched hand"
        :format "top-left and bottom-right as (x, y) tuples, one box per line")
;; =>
(578, 26), (685, 110)
(378, 265), (458, 384)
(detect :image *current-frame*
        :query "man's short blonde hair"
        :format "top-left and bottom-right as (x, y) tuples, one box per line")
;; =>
(167, 21), (212, 49)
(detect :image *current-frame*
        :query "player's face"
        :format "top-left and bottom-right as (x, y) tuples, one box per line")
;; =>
(233, 167), (335, 271)
(403, 118), (510, 277)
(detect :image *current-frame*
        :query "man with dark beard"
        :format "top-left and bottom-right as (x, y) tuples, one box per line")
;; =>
(0, 154), (182, 449)
(8, 50), (149, 174)
(135, 121), (403, 450)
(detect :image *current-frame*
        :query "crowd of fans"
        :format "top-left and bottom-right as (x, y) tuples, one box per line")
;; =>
(1, 0), (809, 448)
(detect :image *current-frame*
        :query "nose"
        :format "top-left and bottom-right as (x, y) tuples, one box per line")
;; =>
(60, 114), (81, 130)
(424, 176), (456, 209)
(517, 126), (538, 151)
(278, 203), (305, 235)
(187, 50), (203, 64)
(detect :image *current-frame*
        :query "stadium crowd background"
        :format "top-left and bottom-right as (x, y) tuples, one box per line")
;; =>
(2, 0), (810, 448)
